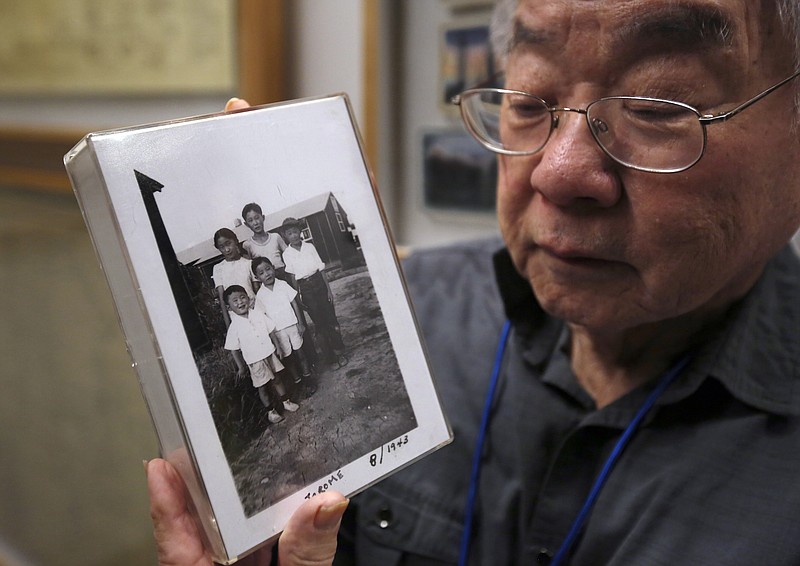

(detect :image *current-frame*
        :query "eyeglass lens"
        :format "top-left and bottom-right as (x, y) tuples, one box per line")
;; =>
(461, 90), (707, 173)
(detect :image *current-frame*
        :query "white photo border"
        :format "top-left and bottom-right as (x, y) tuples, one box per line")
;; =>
(89, 96), (451, 559)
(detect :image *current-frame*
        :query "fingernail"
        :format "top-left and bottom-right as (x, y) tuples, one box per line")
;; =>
(143, 459), (150, 474)
(314, 499), (349, 530)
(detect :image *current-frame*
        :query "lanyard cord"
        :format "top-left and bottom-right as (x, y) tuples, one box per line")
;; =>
(458, 320), (512, 566)
(549, 351), (693, 565)
(457, 319), (693, 566)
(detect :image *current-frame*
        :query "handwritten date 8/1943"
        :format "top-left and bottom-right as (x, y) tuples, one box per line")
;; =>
(369, 434), (410, 467)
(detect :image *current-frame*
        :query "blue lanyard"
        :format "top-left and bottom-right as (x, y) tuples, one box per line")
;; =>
(458, 320), (512, 566)
(458, 321), (693, 566)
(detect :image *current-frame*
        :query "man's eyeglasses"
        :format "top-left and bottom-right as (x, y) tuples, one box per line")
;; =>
(452, 70), (800, 174)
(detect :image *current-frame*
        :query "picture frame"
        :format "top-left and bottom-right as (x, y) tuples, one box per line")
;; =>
(440, 0), (495, 11)
(422, 127), (497, 212)
(0, 0), (285, 195)
(64, 95), (452, 563)
(0, 1), (235, 96)
(439, 13), (497, 113)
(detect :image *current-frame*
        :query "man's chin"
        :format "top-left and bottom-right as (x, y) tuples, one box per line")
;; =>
(532, 285), (635, 331)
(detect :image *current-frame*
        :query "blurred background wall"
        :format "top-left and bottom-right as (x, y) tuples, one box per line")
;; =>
(0, 1), (499, 564)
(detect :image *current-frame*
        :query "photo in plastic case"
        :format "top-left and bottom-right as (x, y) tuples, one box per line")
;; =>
(64, 95), (452, 563)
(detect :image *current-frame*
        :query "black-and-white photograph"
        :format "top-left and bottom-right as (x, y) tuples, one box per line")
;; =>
(65, 96), (452, 559)
(144, 182), (416, 516)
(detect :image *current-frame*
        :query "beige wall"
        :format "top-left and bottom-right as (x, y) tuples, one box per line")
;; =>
(0, 189), (159, 565)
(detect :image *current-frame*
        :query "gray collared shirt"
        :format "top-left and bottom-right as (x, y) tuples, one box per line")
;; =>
(335, 239), (800, 565)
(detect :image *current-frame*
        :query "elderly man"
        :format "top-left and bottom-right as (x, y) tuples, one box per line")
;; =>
(148, 0), (800, 564)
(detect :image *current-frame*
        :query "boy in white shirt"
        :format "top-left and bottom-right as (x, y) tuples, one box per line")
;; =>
(281, 217), (347, 367)
(223, 285), (299, 424)
(252, 257), (313, 391)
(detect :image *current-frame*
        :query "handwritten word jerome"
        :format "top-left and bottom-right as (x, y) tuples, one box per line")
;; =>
(304, 470), (345, 499)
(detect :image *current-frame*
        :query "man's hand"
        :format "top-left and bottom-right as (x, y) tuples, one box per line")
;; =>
(146, 458), (348, 566)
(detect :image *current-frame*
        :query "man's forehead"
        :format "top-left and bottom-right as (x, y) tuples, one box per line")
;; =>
(511, 0), (758, 55)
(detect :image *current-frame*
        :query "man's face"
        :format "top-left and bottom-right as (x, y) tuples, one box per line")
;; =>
(498, 0), (800, 332)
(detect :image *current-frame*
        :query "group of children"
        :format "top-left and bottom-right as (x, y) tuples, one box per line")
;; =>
(210, 202), (347, 425)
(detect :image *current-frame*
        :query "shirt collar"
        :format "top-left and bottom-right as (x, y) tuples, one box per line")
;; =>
(679, 246), (800, 416)
(229, 310), (249, 323)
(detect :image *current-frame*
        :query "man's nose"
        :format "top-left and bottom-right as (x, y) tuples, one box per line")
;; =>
(529, 110), (622, 208)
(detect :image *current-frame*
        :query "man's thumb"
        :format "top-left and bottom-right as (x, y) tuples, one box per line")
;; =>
(277, 492), (348, 566)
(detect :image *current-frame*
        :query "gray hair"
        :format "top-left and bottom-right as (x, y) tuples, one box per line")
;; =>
(489, 0), (517, 67)
(490, 0), (800, 79)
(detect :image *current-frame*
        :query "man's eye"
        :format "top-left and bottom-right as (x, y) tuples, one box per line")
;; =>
(623, 101), (687, 122)
(507, 97), (547, 116)
(504, 96), (549, 125)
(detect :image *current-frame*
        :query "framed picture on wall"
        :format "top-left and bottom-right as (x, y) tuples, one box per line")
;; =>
(0, 1), (285, 195)
(439, 14), (497, 112)
(441, 0), (495, 11)
(422, 127), (497, 212)
(0, 1), (235, 95)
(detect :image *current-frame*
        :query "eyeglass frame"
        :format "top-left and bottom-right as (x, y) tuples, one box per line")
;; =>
(451, 69), (800, 174)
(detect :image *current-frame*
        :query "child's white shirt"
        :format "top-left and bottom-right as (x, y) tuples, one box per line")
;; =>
(243, 232), (288, 268)
(212, 257), (256, 297)
(283, 242), (325, 280)
(255, 280), (298, 330)
(224, 309), (277, 364)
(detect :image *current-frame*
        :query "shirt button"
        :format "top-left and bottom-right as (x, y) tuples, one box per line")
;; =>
(376, 506), (392, 529)
(536, 548), (553, 565)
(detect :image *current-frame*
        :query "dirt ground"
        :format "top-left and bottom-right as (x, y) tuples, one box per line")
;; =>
(196, 266), (416, 516)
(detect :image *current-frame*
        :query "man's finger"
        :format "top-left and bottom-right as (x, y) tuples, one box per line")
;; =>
(147, 458), (212, 566)
(277, 492), (348, 566)
(225, 97), (252, 111)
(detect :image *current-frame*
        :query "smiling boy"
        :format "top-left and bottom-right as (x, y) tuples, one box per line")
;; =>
(223, 285), (299, 424)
